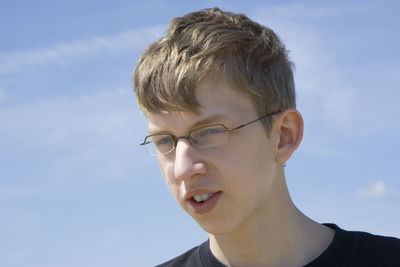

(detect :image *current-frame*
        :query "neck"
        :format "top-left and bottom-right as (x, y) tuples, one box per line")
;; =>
(209, 171), (334, 267)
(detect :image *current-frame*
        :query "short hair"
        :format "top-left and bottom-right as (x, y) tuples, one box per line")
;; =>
(133, 7), (296, 132)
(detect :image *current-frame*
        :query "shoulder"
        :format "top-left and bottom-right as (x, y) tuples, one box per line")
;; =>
(308, 224), (400, 267)
(350, 228), (400, 260)
(155, 240), (224, 267)
(155, 245), (201, 267)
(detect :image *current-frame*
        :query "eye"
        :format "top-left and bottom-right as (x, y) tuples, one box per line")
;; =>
(156, 136), (174, 146)
(191, 125), (228, 148)
(200, 126), (226, 137)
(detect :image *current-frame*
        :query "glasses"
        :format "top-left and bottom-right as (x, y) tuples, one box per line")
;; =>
(141, 111), (281, 156)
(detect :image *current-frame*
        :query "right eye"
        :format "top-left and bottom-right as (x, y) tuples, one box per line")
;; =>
(155, 136), (173, 146)
(152, 136), (174, 153)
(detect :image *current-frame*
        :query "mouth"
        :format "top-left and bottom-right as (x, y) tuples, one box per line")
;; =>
(187, 191), (222, 214)
(192, 193), (214, 203)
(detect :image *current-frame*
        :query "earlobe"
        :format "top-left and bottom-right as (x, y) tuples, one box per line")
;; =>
(275, 109), (304, 164)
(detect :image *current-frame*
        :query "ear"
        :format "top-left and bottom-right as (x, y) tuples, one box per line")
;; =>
(274, 109), (304, 164)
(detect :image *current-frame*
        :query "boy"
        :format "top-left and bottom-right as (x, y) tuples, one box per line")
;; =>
(133, 8), (399, 267)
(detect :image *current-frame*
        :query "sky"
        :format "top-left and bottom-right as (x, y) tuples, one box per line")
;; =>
(0, 0), (399, 266)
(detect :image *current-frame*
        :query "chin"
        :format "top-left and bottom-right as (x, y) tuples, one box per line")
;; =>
(193, 216), (240, 236)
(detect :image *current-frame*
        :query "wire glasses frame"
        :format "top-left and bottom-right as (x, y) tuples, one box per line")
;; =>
(141, 110), (281, 156)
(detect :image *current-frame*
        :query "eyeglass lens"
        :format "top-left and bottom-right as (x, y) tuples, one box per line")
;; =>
(145, 125), (229, 155)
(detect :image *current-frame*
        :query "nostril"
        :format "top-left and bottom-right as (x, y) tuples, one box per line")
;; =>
(174, 162), (208, 181)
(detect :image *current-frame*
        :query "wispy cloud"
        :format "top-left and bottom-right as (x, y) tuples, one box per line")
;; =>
(356, 181), (386, 198)
(252, 1), (375, 20)
(253, 5), (359, 125)
(0, 86), (148, 192)
(0, 88), (139, 146)
(0, 26), (163, 74)
(252, 2), (399, 139)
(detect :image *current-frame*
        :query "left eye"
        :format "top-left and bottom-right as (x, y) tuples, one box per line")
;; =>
(200, 127), (224, 136)
(157, 136), (173, 145)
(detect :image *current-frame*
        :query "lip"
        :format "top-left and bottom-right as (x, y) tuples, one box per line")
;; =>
(184, 189), (218, 201)
(185, 190), (222, 214)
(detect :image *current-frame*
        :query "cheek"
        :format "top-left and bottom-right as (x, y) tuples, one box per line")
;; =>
(222, 138), (276, 189)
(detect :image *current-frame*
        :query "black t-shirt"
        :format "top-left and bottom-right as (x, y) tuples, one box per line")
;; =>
(156, 224), (400, 267)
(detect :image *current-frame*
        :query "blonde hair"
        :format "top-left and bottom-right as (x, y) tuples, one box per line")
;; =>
(133, 7), (296, 132)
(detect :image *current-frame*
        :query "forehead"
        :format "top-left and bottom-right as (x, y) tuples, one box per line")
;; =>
(147, 76), (257, 133)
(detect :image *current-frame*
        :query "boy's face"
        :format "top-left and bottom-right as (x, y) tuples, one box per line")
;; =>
(147, 77), (281, 234)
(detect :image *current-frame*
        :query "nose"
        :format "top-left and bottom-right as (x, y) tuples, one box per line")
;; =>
(173, 138), (207, 181)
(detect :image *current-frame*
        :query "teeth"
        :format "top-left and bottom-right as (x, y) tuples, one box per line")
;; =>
(193, 193), (213, 202)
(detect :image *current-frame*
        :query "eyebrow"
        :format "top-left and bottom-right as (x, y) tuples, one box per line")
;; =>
(148, 113), (230, 136)
(191, 114), (230, 129)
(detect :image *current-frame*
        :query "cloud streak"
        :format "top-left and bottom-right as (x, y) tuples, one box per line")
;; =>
(0, 26), (163, 74)
(0, 86), (148, 192)
(253, 1), (375, 20)
(0, 86), (146, 150)
(356, 181), (386, 198)
(252, 2), (399, 140)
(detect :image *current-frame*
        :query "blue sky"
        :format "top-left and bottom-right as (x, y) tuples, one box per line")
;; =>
(1, 0), (399, 266)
